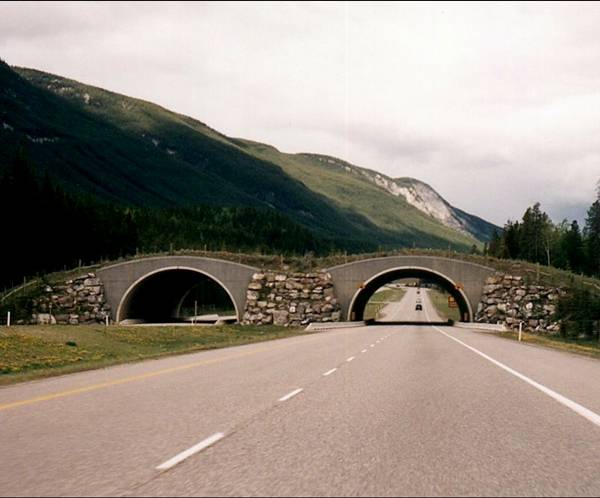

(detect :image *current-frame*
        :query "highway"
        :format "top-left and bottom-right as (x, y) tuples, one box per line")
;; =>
(377, 287), (444, 322)
(1, 290), (600, 496)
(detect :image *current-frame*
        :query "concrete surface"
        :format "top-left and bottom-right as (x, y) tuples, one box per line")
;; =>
(1, 323), (600, 496)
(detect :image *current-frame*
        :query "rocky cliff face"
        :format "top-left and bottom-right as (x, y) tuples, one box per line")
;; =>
(329, 160), (498, 241)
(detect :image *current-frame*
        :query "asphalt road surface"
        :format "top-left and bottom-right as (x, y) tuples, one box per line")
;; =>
(377, 287), (443, 322)
(2, 320), (600, 496)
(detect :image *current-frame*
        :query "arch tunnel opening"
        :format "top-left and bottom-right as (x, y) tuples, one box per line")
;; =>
(118, 269), (237, 324)
(349, 268), (472, 325)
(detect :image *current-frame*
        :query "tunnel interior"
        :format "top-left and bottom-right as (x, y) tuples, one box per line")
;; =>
(350, 268), (471, 323)
(119, 269), (237, 324)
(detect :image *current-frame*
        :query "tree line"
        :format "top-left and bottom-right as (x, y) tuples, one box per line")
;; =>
(484, 190), (600, 341)
(485, 189), (600, 279)
(0, 150), (331, 291)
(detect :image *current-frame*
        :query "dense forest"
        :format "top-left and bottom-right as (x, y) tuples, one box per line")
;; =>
(0, 150), (336, 290)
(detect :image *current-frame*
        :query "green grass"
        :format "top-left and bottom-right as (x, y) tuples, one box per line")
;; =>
(427, 288), (461, 322)
(1, 65), (386, 249)
(0, 324), (307, 385)
(3, 64), (492, 253)
(498, 330), (600, 360)
(364, 288), (407, 320)
(234, 140), (484, 250)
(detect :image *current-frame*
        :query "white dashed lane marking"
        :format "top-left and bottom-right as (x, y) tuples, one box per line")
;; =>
(278, 388), (304, 402)
(156, 433), (225, 471)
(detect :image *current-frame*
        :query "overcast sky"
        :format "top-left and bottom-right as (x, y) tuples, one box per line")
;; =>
(1, 1), (599, 225)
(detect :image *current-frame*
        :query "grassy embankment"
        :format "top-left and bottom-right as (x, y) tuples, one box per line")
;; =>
(427, 288), (461, 322)
(364, 288), (407, 320)
(497, 330), (600, 360)
(0, 324), (306, 386)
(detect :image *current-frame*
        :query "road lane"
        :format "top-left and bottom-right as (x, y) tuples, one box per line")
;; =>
(0, 327), (385, 497)
(1, 324), (600, 496)
(378, 287), (444, 322)
(131, 326), (600, 497)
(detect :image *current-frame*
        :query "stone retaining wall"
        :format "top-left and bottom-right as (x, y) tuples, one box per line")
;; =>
(243, 271), (341, 326)
(476, 273), (565, 333)
(31, 273), (111, 325)
(23, 269), (568, 331)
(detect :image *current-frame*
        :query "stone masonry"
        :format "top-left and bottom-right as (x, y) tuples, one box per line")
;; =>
(31, 273), (111, 325)
(475, 273), (565, 334)
(243, 271), (341, 326)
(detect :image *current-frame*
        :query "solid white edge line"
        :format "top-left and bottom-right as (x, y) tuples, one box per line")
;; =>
(278, 388), (304, 402)
(347, 356), (355, 362)
(323, 368), (337, 376)
(156, 433), (225, 471)
(433, 326), (600, 428)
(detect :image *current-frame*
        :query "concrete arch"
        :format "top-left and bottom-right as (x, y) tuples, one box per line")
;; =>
(116, 266), (240, 323)
(97, 256), (259, 324)
(347, 266), (473, 322)
(327, 256), (496, 322)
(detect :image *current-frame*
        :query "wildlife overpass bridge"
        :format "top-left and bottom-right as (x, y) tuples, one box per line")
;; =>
(97, 255), (495, 324)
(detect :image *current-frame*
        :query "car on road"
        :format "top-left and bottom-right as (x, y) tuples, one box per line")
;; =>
(415, 303), (423, 311)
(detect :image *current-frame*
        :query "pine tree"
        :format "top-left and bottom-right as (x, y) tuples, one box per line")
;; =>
(488, 229), (502, 257)
(502, 220), (521, 259)
(562, 220), (584, 273)
(584, 192), (600, 277)
(519, 203), (553, 265)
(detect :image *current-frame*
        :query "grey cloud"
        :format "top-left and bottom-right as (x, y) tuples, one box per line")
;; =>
(1, 1), (599, 227)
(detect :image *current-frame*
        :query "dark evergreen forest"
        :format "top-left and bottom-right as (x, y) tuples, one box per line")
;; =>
(0, 150), (332, 290)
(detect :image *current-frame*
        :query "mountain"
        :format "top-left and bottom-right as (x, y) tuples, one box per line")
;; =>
(0, 60), (498, 251)
(231, 142), (498, 243)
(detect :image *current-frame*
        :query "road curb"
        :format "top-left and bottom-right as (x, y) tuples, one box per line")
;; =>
(454, 322), (507, 333)
(305, 322), (367, 332)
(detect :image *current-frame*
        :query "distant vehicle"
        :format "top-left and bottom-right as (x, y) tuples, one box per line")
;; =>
(416, 289), (420, 294)
(415, 303), (423, 311)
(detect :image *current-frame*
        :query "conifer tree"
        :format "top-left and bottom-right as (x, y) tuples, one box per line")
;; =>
(584, 185), (600, 277)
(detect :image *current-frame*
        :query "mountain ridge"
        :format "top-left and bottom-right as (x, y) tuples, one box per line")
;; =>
(0, 61), (499, 251)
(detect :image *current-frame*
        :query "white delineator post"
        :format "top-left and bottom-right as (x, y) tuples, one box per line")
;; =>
(518, 322), (523, 341)
(105, 315), (109, 327)
(6, 311), (10, 327)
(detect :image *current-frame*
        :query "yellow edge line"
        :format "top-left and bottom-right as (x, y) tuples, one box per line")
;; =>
(0, 334), (328, 412)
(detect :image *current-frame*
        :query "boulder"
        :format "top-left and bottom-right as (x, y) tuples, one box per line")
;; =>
(272, 310), (289, 326)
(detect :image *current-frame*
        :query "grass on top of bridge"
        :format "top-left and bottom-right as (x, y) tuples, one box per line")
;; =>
(0, 324), (307, 386)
